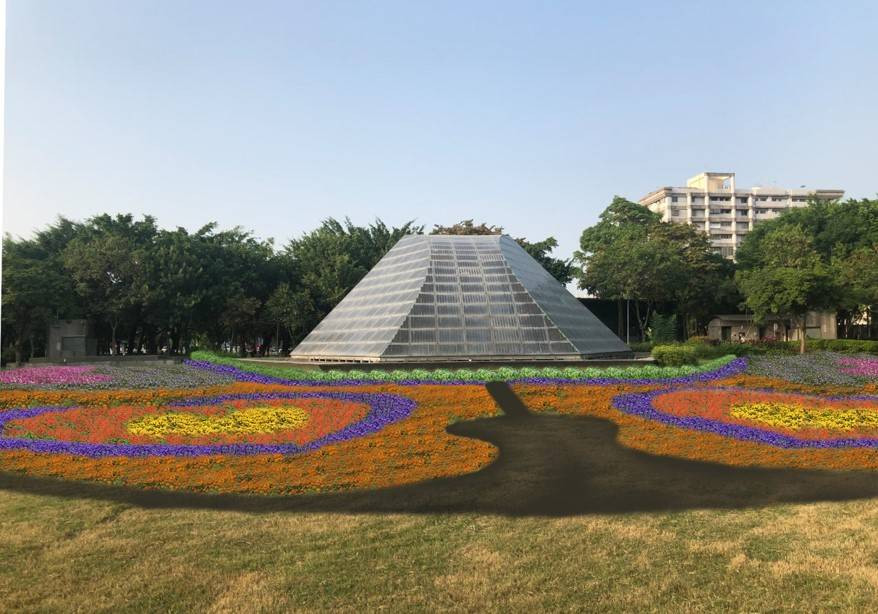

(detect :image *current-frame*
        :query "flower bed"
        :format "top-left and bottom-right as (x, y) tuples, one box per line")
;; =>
(2, 351), (877, 494)
(0, 363), (235, 390)
(0, 365), (111, 387)
(745, 352), (876, 387)
(838, 356), (878, 378)
(0, 391), (412, 457)
(4, 396), (375, 449)
(515, 382), (878, 470)
(0, 383), (501, 492)
(628, 387), (878, 444)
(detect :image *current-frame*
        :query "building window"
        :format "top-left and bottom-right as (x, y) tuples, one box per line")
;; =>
(671, 196), (679, 202)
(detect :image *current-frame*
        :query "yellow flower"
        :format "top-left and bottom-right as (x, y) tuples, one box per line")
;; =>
(127, 405), (309, 437)
(731, 402), (878, 432)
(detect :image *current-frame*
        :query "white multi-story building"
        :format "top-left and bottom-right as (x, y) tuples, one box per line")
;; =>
(639, 172), (844, 258)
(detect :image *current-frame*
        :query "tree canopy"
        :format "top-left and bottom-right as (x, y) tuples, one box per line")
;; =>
(575, 197), (735, 339)
(736, 197), (878, 342)
(736, 225), (836, 353)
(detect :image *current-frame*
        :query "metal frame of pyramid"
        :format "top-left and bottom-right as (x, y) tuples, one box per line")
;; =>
(290, 234), (632, 363)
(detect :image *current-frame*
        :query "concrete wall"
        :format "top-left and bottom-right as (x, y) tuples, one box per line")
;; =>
(707, 311), (837, 342)
(46, 320), (98, 361)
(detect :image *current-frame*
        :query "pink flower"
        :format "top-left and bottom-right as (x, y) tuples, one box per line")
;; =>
(0, 365), (111, 386)
(838, 357), (878, 378)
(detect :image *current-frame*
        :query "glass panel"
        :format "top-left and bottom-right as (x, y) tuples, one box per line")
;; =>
(293, 234), (629, 361)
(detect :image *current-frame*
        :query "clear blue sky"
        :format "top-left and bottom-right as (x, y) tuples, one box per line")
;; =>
(5, 0), (877, 266)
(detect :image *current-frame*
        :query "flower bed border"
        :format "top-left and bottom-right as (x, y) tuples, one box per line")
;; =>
(184, 356), (747, 387)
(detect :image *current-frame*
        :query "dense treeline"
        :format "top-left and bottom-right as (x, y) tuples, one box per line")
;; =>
(4, 196), (876, 364)
(575, 196), (878, 351)
(574, 197), (739, 340)
(1, 215), (572, 364)
(735, 198), (878, 351)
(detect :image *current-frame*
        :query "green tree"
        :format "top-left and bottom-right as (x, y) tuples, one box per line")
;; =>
(834, 245), (878, 338)
(654, 222), (738, 337)
(515, 236), (574, 285)
(575, 197), (731, 339)
(61, 215), (157, 352)
(737, 197), (878, 340)
(2, 239), (58, 364)
(431, 220), (503, 235)
(265, 281), (315, 351)
(736, 226), (836, 353)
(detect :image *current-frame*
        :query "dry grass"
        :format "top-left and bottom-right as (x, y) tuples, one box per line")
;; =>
(2, 485), (878, 612)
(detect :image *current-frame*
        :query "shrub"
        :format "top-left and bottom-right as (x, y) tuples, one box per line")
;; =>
(685, 335), (712, 346)
(683, 336), (726, 359)
(651, 344), (698, 366)
(810, 339), (878, 354)
(629, 341), (653, 353)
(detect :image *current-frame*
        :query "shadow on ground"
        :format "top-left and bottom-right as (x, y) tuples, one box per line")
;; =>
(2, 382), (878, 517)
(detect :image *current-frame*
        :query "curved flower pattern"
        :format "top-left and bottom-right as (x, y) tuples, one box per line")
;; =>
(0, 391), (416, 457)
(613, 387), (878, 448)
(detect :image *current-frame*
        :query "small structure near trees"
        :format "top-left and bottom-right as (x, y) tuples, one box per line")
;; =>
(46, 319), (98, 361)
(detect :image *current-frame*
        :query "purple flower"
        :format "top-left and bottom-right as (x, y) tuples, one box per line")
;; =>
(612, 387), (878, 449)
(0, 391), (416, 457)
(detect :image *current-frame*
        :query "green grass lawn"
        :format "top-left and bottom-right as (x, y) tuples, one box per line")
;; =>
(4, 429), (878, 612)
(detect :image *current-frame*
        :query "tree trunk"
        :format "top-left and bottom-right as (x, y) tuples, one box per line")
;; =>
(617, 299), (624, 338)
(110, 322), (118, 356)
(633, 300), (651, 343)
(799, 318), (807, 354)
(169, 328), (179, 355)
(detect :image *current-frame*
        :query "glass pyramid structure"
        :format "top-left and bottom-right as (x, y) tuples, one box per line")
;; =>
(290, 235), (632, 362)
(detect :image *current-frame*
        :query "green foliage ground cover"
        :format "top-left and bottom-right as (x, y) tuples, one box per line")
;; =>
(191, 351), (737, 382)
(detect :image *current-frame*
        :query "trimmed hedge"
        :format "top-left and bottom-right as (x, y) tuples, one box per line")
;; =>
(804, 339), (878, 354)
(650, 345), (698, 366)
(653, 338), (878, 358)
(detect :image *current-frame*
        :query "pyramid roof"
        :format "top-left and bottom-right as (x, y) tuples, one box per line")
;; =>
(290, 234), (631, 362)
